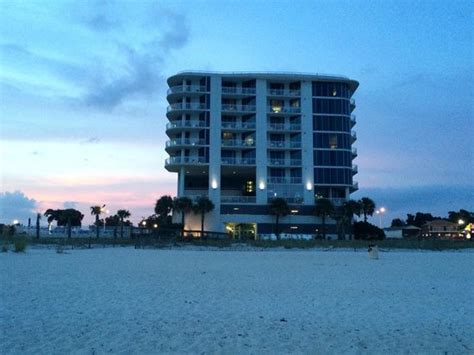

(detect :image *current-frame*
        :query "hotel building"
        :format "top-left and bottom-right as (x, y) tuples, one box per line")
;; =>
(165, 72), (358, 239)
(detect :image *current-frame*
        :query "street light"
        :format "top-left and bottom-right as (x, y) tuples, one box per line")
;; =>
(375, 207), (386, 228)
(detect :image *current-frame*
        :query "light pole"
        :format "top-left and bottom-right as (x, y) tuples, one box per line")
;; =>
(375, 207), (386, 228)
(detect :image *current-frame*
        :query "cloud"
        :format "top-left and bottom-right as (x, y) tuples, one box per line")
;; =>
(80, 7), (190, 110)
(0, 190), (38, 224)
(63, 201), (79, 209)
(81, 137), (100, 144)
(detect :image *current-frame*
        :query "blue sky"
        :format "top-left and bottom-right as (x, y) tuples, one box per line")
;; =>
(1, 0), (473, 226)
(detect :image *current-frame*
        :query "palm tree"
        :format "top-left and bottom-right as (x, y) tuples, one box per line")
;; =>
(341, 200), (362, 240)
(360, 197), (376, 222)
(44, 209), (60, 233)
(62, 209), (79, 238)
(36, 213), (41, 239)
(192, 196), (215, 237)
(173, 197), (193, 237)
(314, 198), (334, 240)
(269, 197), (290, 240)
(117, 209), (131, 239)
(155, 195), (173, 225)
(90, 205), (105, 238)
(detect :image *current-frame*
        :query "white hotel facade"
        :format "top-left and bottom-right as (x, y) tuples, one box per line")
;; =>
(165, 72), (358, 239)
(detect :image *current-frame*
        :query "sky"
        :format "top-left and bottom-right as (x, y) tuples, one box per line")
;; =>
(0, 0), (473, 227)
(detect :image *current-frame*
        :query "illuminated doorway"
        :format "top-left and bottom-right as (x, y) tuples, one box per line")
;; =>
(225, 223), (256, 240)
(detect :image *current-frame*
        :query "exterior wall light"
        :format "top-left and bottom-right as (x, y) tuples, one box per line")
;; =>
(259, 181), (265, 190)
(211, 179), (218, 189)
(306, 182), (313, 191)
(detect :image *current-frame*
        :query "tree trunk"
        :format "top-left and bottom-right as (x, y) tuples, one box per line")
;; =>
(322, 215), (326, 240)
(96, 215), (99, 238)
(181, 212), (185, 239)
(201, 213), (205, 238)
(275, 215), (280, 240)
(67, 218), (72, 239)
(36, 215), (40, 239)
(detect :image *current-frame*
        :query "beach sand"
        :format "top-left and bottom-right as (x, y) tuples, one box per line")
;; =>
(1, 247), (472, 353)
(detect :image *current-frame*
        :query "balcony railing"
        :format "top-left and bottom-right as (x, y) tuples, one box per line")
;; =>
(221, 139), (256, 147)
(221, 104), (256, 112)
(352, 147), (358, 156)
(352, 164), (358, 174)
(166, 121), (207, 129)
(350, 98), (355, 106)
(165, 156), (208, 165)
(268, 123), (301, 131)
(351, 131), (357, 141)
(221, 196), (256, 203)
(268, 141), (301, 149)
(268, 159), (301, 166)
(221, 122), (256, 130)
(221, 157), (256, 165)
(267, 177), (302, 184)
(267, 195), (303, 203)
(267, 89), (301, 97)
(222, 87), (256, 95)
(167, 103), (207, 112)
(165, 138), (206, 147)
(352, 182), (359, 190)
(167, 85), (208, 95)
(351, 114), (356, 126)
(268, 106), (301, 114)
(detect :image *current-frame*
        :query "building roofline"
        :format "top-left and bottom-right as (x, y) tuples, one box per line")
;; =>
(168, 71), (359, 91)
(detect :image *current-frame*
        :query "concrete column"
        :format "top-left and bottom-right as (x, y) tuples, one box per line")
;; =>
(178, 166), (185, 196)
(256, 79), (268, 205)
(207, 75), (222, 232)
(301, 80), (314, 205)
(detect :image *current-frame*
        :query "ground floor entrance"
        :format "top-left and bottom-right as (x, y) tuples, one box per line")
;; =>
(225, 223), (257, 240)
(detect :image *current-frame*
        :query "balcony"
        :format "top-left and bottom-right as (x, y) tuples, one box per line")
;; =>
(221, 122), (256, 130)
(166, 121), (207, 130)
(267, 177), (302, 184)
(352, 147), (358, 157)
(352, 164), (358, 175)
(268, 158), (301, 166)
(221, 196), (256, 204)
(167, 85), (208, 95)
(351, 182), (359, 192)
(330, 198), (347, 206)
(351, 114), (356, 127)
(221, 104), (256, 112)
(221, 139), (256, 148)
(268, 123), (301, 131)
(351, 131), (357, 142)
(268, 141), (301, 149)
(167, 103), (207, 113)
(165, 138), (206, 148)
(267, 89), (301, 97)
(165, 156), (208, 165)
(222, 87), (256, 95)
(268, 106), (301, 114)
(267, 195), (303, 204)
(221, 157), (256, 165)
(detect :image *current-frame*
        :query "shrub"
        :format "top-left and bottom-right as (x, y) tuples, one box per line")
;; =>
(1, 241), (8, 252)
(354, 221), (385, 240)
(14, 237), (27, 253)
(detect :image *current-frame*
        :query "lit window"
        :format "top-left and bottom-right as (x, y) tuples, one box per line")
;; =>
(329, 135), (338, 149)
(245, 181), (254, 193)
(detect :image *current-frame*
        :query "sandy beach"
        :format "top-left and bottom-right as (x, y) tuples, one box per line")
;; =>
(1, 247), (472, 353)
